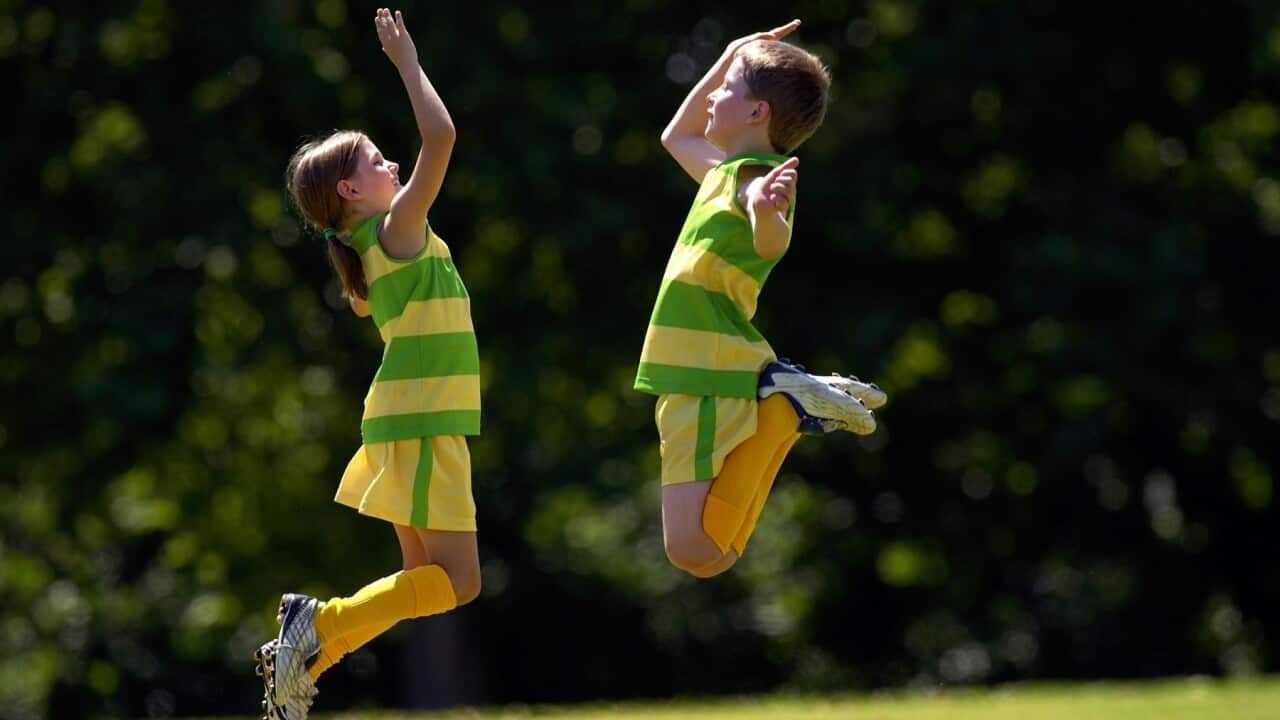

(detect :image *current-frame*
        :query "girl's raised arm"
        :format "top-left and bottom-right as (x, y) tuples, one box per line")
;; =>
(376, 8), (455, 256)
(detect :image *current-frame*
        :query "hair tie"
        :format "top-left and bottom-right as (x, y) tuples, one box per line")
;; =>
(323, 227), (338, 240)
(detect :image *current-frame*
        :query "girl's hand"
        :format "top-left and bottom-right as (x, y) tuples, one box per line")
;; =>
(724, 19), (801, 59)
(749, 157), (799, 214)
(375, 8), (417, 70)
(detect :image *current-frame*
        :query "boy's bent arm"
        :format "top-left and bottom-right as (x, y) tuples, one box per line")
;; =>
(742, 158), (799, 260)
(661, 20), (801, 184)
(378, 10), (456, 256)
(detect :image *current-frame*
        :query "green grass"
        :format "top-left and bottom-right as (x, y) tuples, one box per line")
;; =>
(242, 676), (1280, 720)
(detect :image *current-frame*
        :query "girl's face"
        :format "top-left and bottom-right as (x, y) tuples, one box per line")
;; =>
(345, 138), (401, 211)
(705, 58), (763, 149)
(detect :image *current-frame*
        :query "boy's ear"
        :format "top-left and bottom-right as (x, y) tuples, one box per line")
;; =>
(336, 179), (360, 200)
(749, 100), (772, 126)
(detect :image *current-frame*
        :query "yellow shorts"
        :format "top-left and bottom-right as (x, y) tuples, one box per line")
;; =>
(335, 435), (476, 531)
(655, 393), (758, 486)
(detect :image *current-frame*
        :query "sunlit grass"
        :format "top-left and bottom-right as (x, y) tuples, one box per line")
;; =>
(213, 676), (1280, 720)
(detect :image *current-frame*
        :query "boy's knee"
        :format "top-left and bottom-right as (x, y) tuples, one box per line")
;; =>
(698, 563), (734, 578)
(664, 535), (725, 576)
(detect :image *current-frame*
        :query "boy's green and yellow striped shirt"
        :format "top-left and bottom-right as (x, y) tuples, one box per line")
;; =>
(635, 152), (793, 399)
(348, 213), (480, 442)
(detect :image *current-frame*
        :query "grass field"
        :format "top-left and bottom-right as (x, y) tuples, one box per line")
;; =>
(243, 676), (1279, 720)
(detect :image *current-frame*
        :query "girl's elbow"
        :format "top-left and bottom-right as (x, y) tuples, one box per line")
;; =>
(423, 124), (456, 147)
(755, 241), (786, 261)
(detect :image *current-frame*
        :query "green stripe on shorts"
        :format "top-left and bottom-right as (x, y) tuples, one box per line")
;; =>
(410, 439), (434, 528)
(695, 396), (716, 482)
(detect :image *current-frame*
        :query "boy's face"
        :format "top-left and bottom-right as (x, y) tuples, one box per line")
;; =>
(705, 57), (765, 149)
(346, 138), (402, 210)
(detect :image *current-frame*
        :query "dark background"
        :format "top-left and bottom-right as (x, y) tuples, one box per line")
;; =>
(4, 1), (1278, 718)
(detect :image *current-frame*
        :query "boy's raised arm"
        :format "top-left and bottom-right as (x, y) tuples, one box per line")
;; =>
(660, 20), (800, 184)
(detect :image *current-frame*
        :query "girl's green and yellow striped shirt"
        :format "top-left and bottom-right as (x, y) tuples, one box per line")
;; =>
(635, 152), (793, 399)
(348, 213), (480, 443)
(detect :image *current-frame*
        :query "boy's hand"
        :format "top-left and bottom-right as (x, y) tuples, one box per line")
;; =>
(375, 8), (417, 70)
(724, 19), (801, 59)
(749, 157), (799, 214)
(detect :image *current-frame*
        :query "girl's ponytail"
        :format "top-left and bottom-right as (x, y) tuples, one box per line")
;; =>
(286, 130), (371, 301)
(327, 231), (368, 301)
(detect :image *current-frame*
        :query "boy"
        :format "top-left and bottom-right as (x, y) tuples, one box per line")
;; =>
(635, 19), (887, 579)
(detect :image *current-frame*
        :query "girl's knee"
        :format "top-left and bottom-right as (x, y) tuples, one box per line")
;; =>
(447, 564), (482, 606)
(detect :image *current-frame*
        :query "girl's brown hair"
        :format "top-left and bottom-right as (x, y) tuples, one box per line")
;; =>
(285, 130), (369, 300)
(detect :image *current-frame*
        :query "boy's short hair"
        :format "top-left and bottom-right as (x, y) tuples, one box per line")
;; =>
(737, 40), (831, 153)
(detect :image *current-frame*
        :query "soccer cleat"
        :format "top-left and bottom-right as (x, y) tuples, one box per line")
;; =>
(759, 360), (877, 436)
(271, 594), (323, 718)
(254, 639), (285, 720)
(256, 636), (319, 720)
(279, 671), (319, 720)
(816, 372), (887, 410)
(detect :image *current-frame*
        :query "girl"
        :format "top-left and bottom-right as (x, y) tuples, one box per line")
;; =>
(254, 9), (481, 719)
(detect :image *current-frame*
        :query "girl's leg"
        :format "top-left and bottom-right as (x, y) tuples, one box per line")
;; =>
(307, 529), (469, 674)
(307, 523), (443, 679)
(416, 527), (482, 606)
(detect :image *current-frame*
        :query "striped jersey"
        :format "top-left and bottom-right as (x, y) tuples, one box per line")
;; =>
(634, 152), (794, 399)
(347, 213), (481, 442)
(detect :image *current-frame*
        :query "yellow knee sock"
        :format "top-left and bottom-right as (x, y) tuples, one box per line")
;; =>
(308, 620), (390, 679)
(730, 433), (800, 556)
(312, 564), (457, 650)
(702, 395), (800, 553)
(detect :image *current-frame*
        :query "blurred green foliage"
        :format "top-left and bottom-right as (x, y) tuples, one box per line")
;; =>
(3, 1), (1279, 718)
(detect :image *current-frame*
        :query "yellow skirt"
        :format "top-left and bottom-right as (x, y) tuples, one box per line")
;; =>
(655, 394), (758, 486)
(335, 435), (476, 531)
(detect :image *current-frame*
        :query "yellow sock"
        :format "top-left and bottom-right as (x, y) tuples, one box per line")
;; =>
(312, 564), (457, 648)
(308, 620), (391, 680)
(702, 395), (800, 553)
(731, 432), (800, 556)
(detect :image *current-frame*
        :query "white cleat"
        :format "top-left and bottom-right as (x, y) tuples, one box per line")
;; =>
(816, 372), (887, 410)
(271, 594), (322, 719)
(759, 360), (876, 435)
(254, 639), (285, 720)
(281, 672), (318, 720)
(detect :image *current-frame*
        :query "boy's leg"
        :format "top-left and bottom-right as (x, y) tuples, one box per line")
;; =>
(701, 395), (800, 553)
(730, 432), (801, 556)
(662, 480), (725, 572)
